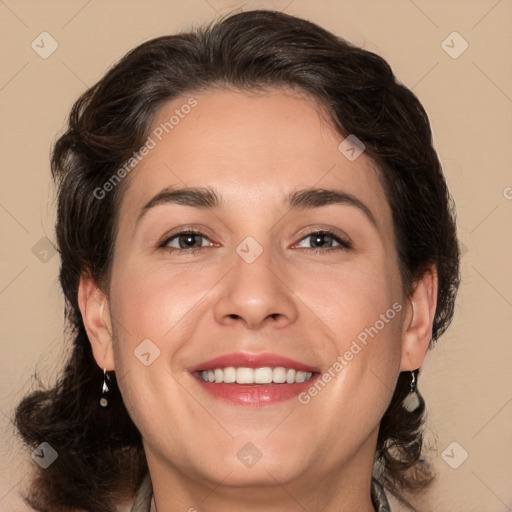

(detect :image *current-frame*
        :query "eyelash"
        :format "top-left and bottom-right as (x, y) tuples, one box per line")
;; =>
(159, 228), (352, 254)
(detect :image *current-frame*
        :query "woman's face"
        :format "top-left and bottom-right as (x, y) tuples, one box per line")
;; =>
(102, 88), (412, 491)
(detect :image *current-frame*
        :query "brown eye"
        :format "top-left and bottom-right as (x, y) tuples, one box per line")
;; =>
(295, 231), (351, 251)
(175, 233), (204, 248)
(161, 230), (213, 252)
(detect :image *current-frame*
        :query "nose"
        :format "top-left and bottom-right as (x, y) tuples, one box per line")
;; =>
(213, 246), (298, 330)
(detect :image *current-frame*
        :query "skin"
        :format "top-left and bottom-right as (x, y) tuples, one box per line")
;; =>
(79, 87), (437, 512)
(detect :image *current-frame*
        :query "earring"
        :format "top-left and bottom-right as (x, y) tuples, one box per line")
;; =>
(402, 369), (420, 412)
(99, 369), (110, 408)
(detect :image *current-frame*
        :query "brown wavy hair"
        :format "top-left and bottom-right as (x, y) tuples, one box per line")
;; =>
(14, 9), (460, 512)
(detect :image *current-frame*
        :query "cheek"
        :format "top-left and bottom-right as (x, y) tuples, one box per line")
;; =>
(107, 260), (222, 422)
(291, 261), (404, 416)
(290, 258), (402, 346)
(109, 259), (213, 346)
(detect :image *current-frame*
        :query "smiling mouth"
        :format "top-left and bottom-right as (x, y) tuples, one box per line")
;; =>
(194, 366), (315, 384)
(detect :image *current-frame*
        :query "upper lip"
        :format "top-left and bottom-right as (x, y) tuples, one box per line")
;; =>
(188, 352), (320, 373)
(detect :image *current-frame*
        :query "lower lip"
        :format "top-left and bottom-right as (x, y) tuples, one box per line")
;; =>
(193, 376), (318, 406)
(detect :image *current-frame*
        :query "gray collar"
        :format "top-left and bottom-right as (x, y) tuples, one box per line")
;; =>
(371, 477), (392, 512)
(130, 474), (391, 511)
(130, 473), (153, 512)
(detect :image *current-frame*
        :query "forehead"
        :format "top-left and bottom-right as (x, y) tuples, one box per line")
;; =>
(118, 87), (392, 231)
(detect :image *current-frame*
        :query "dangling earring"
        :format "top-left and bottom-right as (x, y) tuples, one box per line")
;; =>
(99, 369), (110, 408)
(402, 369), (420, 412)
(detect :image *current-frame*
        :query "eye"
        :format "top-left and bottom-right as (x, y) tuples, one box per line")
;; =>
(158, 228), (351, 254)
(294, 230), (351, 251)
(160, 230), (214, 252)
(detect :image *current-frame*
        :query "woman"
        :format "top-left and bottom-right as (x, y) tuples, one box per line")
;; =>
(15, 9), (460, 512)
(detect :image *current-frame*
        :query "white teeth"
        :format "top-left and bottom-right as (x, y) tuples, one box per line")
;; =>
(254, 367), (273, 384)
(295, 370), (307, 383)
(198, 367), (314, 384)
(223, 366), (236, 383)
(236, 367), (254, 384)
(273, 367), (287, 383)
(286, 368), (296, 383)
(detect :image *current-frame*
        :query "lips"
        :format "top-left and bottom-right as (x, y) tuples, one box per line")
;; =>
(189, 352), (319, 373)
(188, 352), (320, 406)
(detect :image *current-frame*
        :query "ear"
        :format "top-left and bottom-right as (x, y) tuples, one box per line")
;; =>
(78, 273), (115, 371)
(400, 267), (438, 371)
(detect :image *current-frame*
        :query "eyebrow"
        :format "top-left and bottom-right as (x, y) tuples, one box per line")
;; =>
(137, 186), (376, 227)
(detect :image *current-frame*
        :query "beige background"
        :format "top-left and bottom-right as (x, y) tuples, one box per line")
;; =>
(1, 1), (511, 510)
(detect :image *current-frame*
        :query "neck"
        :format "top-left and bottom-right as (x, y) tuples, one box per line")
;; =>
(144, 436), (378, 512)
